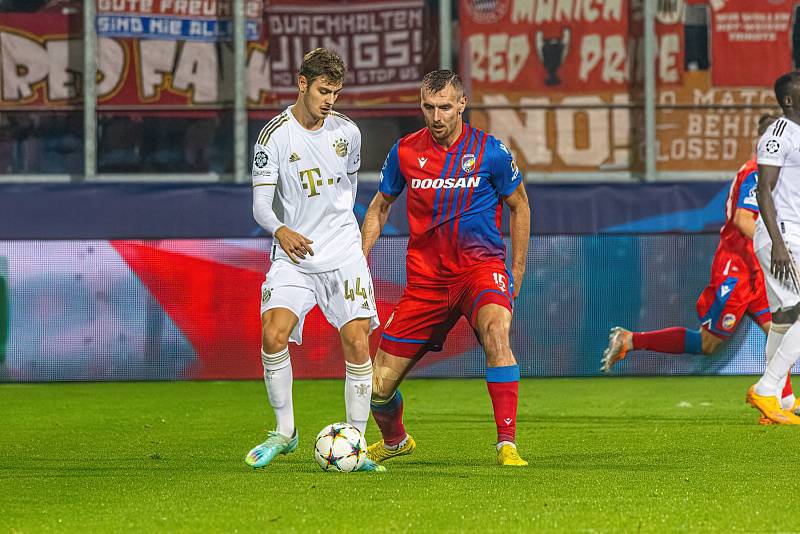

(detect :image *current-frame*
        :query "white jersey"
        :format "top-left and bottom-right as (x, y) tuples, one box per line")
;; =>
(757, 117), (800, 226)
(252, 106), (362, 273)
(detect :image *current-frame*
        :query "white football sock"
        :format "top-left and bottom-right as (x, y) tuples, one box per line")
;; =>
(262, 348), (294, 438)
(755, 322), (800, 397)
(344, 359), (372, 435)
(781, 389), (796, 410)
(765, 324), (788, 365)
(765, 324), (788, 401)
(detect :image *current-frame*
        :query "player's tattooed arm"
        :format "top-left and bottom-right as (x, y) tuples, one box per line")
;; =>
(504, 183), (530, 299)
(757, 163), (799, 290)
(361, 192), (395, 257)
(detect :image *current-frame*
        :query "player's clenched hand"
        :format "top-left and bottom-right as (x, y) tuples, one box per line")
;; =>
(274, 226), (314, 264)
(512, 270), (524, 300)
(771, 241), (800, 293)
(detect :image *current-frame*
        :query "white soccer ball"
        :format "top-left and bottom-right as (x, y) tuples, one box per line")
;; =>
(313, 422), (367, 472)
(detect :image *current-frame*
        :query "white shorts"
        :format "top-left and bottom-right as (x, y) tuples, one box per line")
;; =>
(753, 220), (800, 313)
(259, 255), (379, 345)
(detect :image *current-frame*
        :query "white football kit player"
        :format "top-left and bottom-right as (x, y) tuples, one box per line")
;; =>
(753, 116), (800, 311)
(252, 106), (379, 343)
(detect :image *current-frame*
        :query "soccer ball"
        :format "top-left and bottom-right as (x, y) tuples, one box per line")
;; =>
(313, 422), (367, 472)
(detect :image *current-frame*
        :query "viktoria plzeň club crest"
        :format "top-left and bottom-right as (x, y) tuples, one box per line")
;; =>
(461, 154), (476, 173)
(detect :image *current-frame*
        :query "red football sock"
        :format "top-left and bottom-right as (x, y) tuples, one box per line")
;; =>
(782, 370), (794, 399)
(632, 327), (687, 354)
(486, 381), (518, 443)
(371, 391), (407, 446)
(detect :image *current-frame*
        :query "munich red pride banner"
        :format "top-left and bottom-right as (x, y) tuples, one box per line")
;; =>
(709, 0), (793, 87)
(459, 0), (684, 94)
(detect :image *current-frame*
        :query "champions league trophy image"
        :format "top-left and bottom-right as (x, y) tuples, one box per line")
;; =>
(535, 28), (571, 86)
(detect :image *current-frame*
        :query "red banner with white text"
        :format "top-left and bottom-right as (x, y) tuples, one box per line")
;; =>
(709, 0), (793, 87)
(459, 0), (787, 174)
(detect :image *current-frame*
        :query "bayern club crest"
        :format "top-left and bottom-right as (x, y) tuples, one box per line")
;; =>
(461, 153), (476, 173)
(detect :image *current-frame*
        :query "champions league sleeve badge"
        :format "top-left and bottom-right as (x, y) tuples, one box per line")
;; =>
(254, 151), (268, 168)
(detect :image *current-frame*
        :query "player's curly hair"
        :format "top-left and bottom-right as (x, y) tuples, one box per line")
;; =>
(299, 48), (346, 86)
(774, 71), (800, 110)
(421, 70), (464, 98)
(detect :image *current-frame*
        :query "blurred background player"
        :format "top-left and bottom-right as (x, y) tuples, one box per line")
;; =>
(747, 72), (800, 424)
(602, 114), (799, 418)
(245, 48), (384, 471)
(361, 70), (531, 466)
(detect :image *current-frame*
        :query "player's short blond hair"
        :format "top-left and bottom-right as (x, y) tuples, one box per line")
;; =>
(299, 48), (345, 86)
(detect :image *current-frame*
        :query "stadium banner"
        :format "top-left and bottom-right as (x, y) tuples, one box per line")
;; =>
(0, 181), (733, 240)
(264, 0), (427, 104)
(0, 236), (785, 383)
(459, 0), (782, 174)
(96, 0), (264, 41)
(708, 0), (793, 87)
(0, 0), (431, 108)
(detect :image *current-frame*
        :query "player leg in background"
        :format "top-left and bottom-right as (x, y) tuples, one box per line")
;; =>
(367, 348), (418, 463)
(475, 303), (528, 467)
(602, 276), (753, 372)
(367, 286), (450, 463)
(244, 307), (301, 468)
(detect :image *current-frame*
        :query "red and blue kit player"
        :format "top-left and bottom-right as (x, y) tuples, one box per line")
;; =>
(602, 115), (797, 419)
(361, 70), (531, 466)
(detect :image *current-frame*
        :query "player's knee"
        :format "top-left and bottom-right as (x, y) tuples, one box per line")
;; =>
(700, 333), (722, 356)
(262, 323), (291, 354)
(371, 375), (396, 403)
(480, 317), (511, 350)
(340, 334), (370, 361)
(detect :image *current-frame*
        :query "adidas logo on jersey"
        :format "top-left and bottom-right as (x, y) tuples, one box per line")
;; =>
(290, 152), (300, 162)
(411, 176), (481, 189)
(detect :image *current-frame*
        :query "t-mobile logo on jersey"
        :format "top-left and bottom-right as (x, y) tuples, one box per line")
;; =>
(411, 176), (481, 189)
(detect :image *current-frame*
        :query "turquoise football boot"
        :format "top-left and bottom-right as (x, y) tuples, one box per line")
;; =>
(244, 430), (298, 468)
(355, 457), (387, 473)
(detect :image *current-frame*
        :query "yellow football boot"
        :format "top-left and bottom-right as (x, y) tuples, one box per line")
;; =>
(746, 386), (800, 425)
(367, 435), (416, 463)
(791, 397), (800, 416)
(497, 444), (528, 466)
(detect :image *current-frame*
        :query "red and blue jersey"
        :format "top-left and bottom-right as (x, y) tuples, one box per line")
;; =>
(379, 123), (523, 284)
(716, 157), (760, 272)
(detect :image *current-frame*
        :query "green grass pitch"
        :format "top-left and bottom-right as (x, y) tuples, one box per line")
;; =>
(1, 376), (798, 532)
